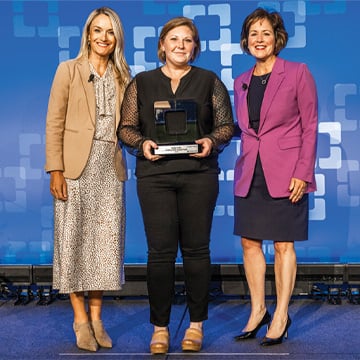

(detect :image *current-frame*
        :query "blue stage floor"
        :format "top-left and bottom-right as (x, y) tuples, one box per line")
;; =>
(1, 295), (360, 359)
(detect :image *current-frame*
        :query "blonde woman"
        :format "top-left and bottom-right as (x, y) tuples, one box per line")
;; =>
(45, 7), (130, 352)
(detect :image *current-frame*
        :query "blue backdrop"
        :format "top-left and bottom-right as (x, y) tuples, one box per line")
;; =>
(0, 0), (359, 265)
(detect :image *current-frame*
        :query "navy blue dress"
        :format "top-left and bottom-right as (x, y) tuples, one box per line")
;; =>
(234, 73), (309, 241)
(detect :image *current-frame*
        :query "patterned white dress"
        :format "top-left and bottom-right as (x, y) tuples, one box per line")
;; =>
(52, 63), (125, 293)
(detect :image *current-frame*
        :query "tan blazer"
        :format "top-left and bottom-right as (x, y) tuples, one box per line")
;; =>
(45, 56), (127, 181)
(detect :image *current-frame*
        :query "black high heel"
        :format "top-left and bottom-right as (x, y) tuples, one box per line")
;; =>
(234, 310), (271, 341)
(260, 315), (292, 346)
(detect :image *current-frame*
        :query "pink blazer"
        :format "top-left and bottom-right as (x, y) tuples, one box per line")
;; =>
(233, 57), (318, 198)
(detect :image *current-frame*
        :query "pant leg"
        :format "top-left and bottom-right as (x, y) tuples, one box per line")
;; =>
(177, 172), (219, 322)
(137, 174), (179, 326)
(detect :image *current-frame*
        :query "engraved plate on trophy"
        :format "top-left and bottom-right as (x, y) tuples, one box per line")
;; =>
(153, 99), (200, 155)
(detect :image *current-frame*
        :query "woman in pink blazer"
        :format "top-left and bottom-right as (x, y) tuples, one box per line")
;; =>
(45, 7), (130, 352)
(233, 8), (318, 346)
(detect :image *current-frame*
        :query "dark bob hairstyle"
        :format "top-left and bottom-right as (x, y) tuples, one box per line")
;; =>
(240, 8), (288, 56)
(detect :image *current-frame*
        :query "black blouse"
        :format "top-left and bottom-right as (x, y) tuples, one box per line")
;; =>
(119, 66), (234, 178)
(247, 73), (271, 133)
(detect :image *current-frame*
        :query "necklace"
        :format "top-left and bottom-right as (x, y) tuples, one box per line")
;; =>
(259, 72), (271, 85)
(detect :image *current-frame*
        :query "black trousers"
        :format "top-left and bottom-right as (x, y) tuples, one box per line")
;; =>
(137, 171), (219, 326)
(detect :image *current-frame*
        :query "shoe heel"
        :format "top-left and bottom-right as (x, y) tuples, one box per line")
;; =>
(182, 328), (203, 352)
(260, 315), (291, 346)
(91, 320), (112, 348)
(73, 322), (98, 352)
(150, 329), (169, 354)
(234, 310), (271, 341)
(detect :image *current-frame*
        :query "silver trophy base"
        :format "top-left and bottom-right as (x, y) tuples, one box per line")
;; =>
(154, 143), (200, 155)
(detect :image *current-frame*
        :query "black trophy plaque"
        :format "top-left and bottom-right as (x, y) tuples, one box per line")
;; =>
(153, 99), (200, 155)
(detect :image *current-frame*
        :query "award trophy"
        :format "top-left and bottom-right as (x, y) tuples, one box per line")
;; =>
(153, 99), (200, 155)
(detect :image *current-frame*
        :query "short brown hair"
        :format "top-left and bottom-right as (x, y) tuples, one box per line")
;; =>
(157, 16), (201, 63)
(240, 8), (288, 56)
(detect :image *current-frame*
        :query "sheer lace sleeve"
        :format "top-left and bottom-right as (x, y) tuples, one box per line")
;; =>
(118, 79), (146, 156)
(208, 77), (234, 152)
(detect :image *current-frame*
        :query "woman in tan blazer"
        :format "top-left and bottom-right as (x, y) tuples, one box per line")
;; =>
(45, 7), (130, 352)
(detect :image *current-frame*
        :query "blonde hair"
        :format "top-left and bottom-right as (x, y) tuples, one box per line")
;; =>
(76, 7), (131, 90)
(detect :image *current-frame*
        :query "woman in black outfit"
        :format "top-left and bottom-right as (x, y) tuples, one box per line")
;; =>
(119, 16), (233, 354)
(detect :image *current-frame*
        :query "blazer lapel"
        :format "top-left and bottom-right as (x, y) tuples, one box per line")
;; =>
(78, 58), (96, 126)
(113, 68), (121, 131)
(242, 69), (257, 135)
(259, 57), (285, 133)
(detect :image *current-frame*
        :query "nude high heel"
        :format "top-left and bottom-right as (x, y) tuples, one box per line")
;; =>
(73, 322), (98, 352)
(91, 320), (112, 348)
